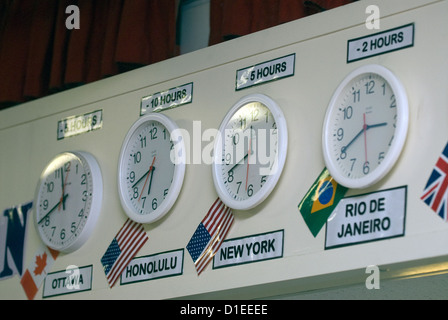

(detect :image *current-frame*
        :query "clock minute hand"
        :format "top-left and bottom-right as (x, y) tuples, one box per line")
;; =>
(342, 121), (388, 153)
(228, 152), (249, 173)
(228, 125), (255, 173)
(341, 128), (364, 154)
(132, 165), (157, 188)
(59, 163), (71, 211)
(38, 194), (69, 225)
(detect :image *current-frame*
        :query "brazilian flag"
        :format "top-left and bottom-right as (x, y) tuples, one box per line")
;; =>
(298, 168), (348, 237)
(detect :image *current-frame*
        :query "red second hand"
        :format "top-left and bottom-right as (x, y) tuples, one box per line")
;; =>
(139, 156), (156, 202)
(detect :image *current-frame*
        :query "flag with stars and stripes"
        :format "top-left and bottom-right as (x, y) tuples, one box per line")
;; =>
(101, 219), (148, 287)
(421, 143), (448, 220)
(186, 198), (234, 275)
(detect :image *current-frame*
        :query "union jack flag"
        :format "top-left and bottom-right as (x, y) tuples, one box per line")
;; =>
(421, 143), (448, 220)
(186, 198), (234, 275)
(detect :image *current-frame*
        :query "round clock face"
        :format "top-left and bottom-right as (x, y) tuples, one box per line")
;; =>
(118, 113), (186, 223)
(322, 64), (409, 189)
(34, 151), (103, 253)
(212, 94), (288, 210)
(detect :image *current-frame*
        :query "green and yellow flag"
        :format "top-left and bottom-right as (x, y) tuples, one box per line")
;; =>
(298, 168), (348, 237)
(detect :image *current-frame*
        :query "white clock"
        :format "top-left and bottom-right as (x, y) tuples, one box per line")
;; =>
(34, 151), (103, 253)
(118, 113), (186, 223)
(322, 64), (409, 189)
(212, 94), (288, 210)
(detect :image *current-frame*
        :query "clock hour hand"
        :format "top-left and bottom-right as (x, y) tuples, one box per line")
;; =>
(366, 122), (388, 130)
(38, 193), (69, 225)
(147, 167), (155, 195)
(138, 156), (156, 202)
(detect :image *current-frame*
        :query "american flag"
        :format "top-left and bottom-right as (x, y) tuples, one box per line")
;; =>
(421, 143), (448, 220)
(186, 198), (234, 275)
(101, 219), (148, 287)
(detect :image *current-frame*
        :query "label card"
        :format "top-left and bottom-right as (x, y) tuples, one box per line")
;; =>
(347, 23), (414, 63)
(235, 54), (295, 90)
(141, 83), (193, 115)
(43, 265), (92, 298)
(325, 186), (407, 249)
(120, 249), (184, 285)
(57, 110), (102, 140)
(213, 230), (284, 269)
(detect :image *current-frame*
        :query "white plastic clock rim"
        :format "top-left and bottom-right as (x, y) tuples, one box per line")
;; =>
(212, 93), (288, 210)
(34, 151), (103, 253)
(117, 113), (186, 224)
(322, 64), (409, 189)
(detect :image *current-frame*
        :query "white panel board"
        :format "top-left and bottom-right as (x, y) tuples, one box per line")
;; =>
(1, 0), (448, 300)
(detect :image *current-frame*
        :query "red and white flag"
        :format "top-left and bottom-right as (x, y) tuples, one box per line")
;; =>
(20, 245), (59, 300)
(101, 219), (148, 287)
(186, 198), (234, 275)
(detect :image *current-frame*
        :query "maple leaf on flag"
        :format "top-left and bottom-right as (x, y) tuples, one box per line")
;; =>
(33, 252), (47, 276)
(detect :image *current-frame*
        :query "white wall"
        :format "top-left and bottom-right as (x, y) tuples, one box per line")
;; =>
(1, 0), (448, 300)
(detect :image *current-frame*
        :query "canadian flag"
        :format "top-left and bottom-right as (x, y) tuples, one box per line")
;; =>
(20, 245), (59, 300)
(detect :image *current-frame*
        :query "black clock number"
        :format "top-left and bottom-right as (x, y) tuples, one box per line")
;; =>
(337, 128), (344, 141)
(353, 89), (360, 103)
(150, 127), (158, 140)
(343, 106), (353, 120)
(227, 170), (234, 183)
(365, 80), (375, 95)
(247, 184), (253, 197)
(261, 175), (267, 186)
(140, 135), (147, 148)
(46, 182), (54, 193)
(129, 171), (136, 183)
(152, 198), (158, 210)
(133, 187), (139, 199)
(133, 152), (141, 164)
(363, 161), (370, 175)
(250, 108), (259, 122)
(390, 95), (396, 108)
(42, 199), (49, 210)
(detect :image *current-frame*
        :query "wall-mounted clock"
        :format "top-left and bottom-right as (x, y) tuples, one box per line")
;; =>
(118, 113), (186, 223)
(34, 151), (103, 253)
(322, 64), (409, 189)
(212, 93), (288, 210)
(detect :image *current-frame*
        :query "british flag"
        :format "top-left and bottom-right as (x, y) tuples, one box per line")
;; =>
(421, 143), (448, 220)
